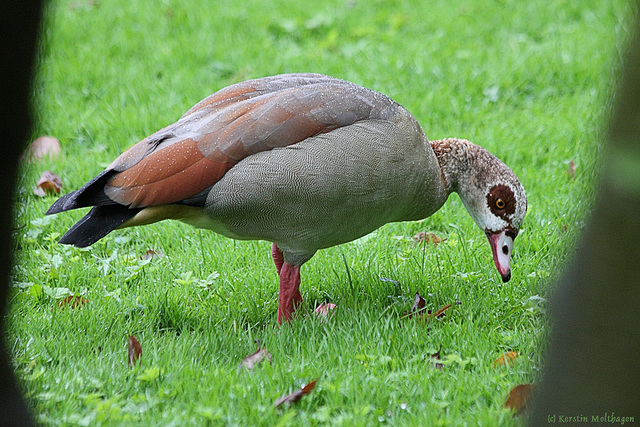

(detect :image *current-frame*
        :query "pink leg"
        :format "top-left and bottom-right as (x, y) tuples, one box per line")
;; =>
(277, 262), (303, 324)
(271, 243), (284, 274)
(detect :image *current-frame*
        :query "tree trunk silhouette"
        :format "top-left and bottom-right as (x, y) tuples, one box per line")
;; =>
(532, 3), (640, 422)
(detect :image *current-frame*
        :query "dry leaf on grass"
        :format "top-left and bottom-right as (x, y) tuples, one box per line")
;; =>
(23, 136), (61, 163)
(404, 291), (454, 320)
(404, 291), (426, 318)
(567, 159), (576, 180)
(413, 231), (445, 245)
(140, 249), (164, 260)
(274, 379), (318, 408)
(429, 349), (444, 370)
(34, 171), (62, 197)
(411, 291), (426, 313)
(128, 335), (142, 367)
(240, 347), (271, 371)
(57, 295), (89, 309)
(428, 304), (453, 319)
(494, 351), (519, 368)
(240, 341), (271, 371)
(504, 384), (536, 416)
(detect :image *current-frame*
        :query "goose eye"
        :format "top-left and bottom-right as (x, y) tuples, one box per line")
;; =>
(495, 198), (506, 209)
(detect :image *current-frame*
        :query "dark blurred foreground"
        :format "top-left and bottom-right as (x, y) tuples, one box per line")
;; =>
(0, 2), (43, 426)
(531, 3), (640, 423)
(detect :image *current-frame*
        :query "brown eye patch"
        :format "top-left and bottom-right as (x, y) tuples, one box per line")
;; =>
(487, 184), (516, 220)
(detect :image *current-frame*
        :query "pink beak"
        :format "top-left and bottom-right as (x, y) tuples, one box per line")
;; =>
(487, 230), (514, 282)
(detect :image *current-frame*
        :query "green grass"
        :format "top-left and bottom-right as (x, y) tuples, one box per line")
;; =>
(8, 0), (636, 425)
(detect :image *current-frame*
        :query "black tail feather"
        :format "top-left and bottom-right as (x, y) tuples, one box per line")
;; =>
(46, 191), (79, 215)
(58, 205), (141, 248)
(46, 169), (117, 215)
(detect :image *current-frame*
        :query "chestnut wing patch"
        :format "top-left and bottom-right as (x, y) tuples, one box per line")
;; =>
(105, 75), (399, 208)
(105, 138), (233, 208)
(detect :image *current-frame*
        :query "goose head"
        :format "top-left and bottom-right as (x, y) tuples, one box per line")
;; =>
(432, 138), (527, 282)
(459, 155), (527, 282)
(463, 180), (527, 282)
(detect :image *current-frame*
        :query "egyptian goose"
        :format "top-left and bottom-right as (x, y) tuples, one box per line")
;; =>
(47, 73), (527, 323)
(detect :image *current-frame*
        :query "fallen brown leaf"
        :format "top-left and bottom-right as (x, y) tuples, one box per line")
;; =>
(413, 231), (445, 245)
(404, 291), (426, 318)
(23, 136), (61, 163)
(34, 171), (62, 197)
(274, 379), (318, 408)
(504, 384), (536, 416)
(57, 295), (89, 309)
(411, 291), (426, 313)
(428, 304), (453, 319)
(140, 249), (164, 260)
(429, 349), (444, 370)
(567, 159), (576, 180)
(128, 335), (142, 367)
(240, 341), (272, 371)
(494, 351), (519, 368)
(404, 291), (455, 320)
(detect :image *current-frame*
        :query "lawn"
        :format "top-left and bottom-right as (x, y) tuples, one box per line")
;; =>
(8, 0), (636, 425)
